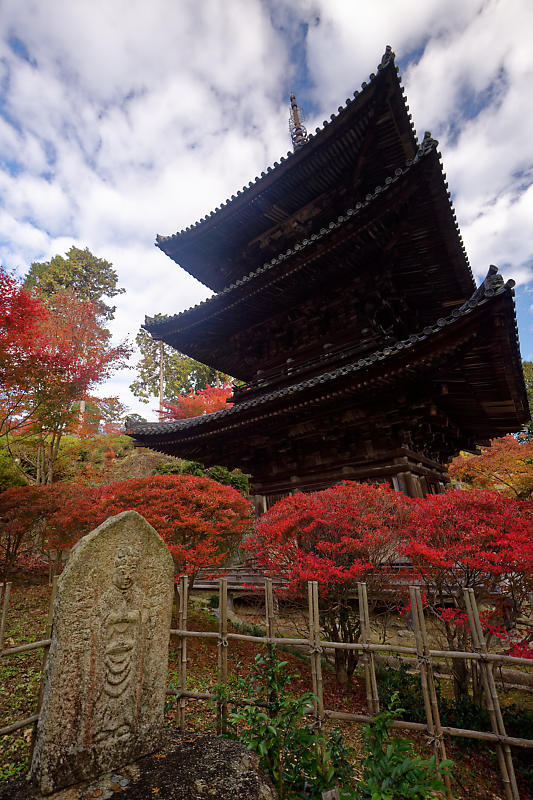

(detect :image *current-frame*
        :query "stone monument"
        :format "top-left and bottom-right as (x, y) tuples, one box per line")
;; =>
(31, 511), (174, 795)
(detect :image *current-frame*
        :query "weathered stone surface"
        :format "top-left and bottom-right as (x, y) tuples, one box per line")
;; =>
(2, 733), (279, 800)
(31, 511), (174, 795)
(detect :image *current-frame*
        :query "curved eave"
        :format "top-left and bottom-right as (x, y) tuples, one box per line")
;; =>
(145, 140), (475, 375)
(129, 276), (528, 450)
(155, 47), (417, 291)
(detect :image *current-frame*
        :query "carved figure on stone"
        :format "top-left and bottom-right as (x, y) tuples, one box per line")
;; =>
(92, 546), (144, 750)
(30, 511), (174, 795)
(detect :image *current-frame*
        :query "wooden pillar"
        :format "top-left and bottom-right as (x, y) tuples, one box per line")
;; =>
(395, 471), (423, 498)
(253, 494), (268, 516)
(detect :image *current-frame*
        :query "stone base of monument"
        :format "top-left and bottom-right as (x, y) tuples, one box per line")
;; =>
(0, 732), (278, 800)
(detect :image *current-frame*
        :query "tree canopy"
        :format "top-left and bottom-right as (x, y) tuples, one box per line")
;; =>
(24, 246), (124, 323)
(1, 267), (129, 484)
(448, 434), (533, 500)
(0, 475), (252, 584)
(130, 322), (232, 405)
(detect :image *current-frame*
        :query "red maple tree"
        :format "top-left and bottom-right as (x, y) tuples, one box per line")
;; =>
(1, 282), (130, 484)
(402, 488), (533, 698)
(159, 383), (233, 420)
(245, 482), (411, 685)
(1, 475), (251, 585)
(0, 268), (50, 436)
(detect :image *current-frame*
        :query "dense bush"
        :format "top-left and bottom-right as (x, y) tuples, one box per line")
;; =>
(357, 695), (452, 799)
(0, 474), (251, 583)
(246, 482), (412, 685)
(156, 458), (249, 495)
(223, 649), (355, 799)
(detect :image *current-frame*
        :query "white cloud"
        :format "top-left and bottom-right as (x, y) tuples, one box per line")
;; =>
(0, 0), (532, 419)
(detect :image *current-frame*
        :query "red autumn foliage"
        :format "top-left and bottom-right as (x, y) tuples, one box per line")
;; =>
(402, 489), (533, 612)
(402, 488), (533, 699)
(245, 482), (411, 684)
(159, 383), (233, 420)
(98, 475), (251, 582)
(1, 278), (130, 484)
(0, 268), (50, 434)
(0, 475), (251, 585)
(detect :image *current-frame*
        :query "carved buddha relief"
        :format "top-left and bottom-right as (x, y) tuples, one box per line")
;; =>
(92, 546), (145, 749)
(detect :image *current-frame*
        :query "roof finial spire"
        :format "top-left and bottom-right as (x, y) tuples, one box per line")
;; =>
(289, 93), (308, 150)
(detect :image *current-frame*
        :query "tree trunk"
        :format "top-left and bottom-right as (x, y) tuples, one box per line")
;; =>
(334, 650), (349, 687)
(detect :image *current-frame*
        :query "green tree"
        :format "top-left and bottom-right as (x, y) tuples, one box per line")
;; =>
(24, 246), (124, 323)
(523, 360), (533, 436)
(130, 322), (232, 405)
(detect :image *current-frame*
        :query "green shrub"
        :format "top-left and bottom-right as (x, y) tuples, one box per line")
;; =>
(357, 694), (453, 799)
(222, 649), (355, 799)
(376, 663), (429, 724)
(156, 458), (250, 495)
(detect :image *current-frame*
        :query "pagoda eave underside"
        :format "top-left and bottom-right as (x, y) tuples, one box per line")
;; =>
(130, 289), (528, 495)
(155, 50), (417, 291)
(146, 145), (475, 382)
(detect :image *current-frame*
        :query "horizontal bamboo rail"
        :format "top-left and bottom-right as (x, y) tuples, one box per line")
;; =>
(168, 628), (533, 667)
(0, 714), (40, 736)
(2, 575), (533, 799)
(1, 638), (52, 657)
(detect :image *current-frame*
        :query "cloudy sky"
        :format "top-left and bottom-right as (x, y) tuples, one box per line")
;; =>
(1, 0), (532, 420)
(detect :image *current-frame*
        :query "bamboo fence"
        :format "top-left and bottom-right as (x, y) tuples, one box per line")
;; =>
(1, 577), (533, 799)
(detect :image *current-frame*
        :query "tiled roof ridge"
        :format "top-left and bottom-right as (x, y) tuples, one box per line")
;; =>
(154, 45), (415, 248)
(145, 133), (460, 334)
(129, 266), (514, 437)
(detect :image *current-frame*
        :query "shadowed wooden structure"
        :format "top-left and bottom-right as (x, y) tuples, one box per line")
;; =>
(128, 47), (528, 503)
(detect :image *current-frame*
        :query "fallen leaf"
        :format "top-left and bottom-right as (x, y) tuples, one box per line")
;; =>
(154, 754), (167, 759)
(91, 791), (103, 798)
(152, 789), (160, 794)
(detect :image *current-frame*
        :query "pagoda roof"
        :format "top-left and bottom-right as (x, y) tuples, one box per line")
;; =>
(128, 267), (528, 455)
(156, 46), (418, 291)
(144, 137), (475, 380)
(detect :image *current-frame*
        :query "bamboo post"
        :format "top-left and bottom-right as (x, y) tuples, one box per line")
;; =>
(464, 588), (519, 800)
(31, 576), (58, 755)
(174, 581), (182, 725)
(265, 577), (276, 643)
(357, 582), (379, 715)
(0, 581), (11, 652)
(217, 577), (228, 734)
(307, 581), (324, 724)
(178, 576), (189, 731)
(410, 586), (451, 795)
(264, 577), (279, 713)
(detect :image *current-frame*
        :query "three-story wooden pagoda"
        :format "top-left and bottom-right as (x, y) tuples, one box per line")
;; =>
(128, 47), (529, 504)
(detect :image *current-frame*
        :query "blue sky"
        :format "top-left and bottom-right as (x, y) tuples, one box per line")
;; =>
(0, 0), (532, 419)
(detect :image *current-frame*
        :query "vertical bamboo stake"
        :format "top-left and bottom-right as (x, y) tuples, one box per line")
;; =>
(217, 577), (228, 734)
(0, 581), (11, 652)
(265, 578), (275, 643)
(464, 589), (519, 800)
(308, 582), (318, 719)
(307, 581), (324, 724)
(178, 576), (189, 731)
(410, 586), (451, 795)
(357, 582), (379, 715)
(175, 581), (182, 726)
(410, 587), (435, 739)
(31, 576), (58, 755)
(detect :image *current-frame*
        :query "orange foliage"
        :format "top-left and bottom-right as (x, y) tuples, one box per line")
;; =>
(448, 435), (533, 500)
